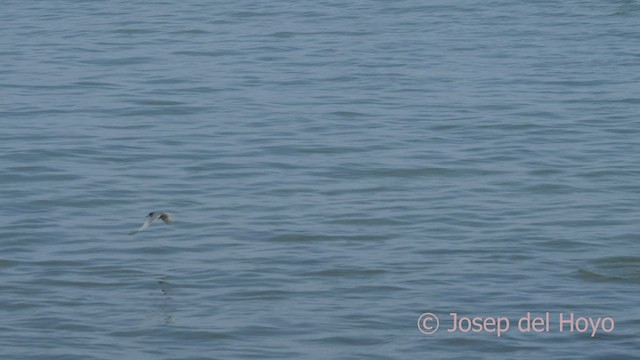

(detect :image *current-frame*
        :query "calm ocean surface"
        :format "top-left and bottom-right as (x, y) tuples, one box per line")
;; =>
(1, 1), (639, 359)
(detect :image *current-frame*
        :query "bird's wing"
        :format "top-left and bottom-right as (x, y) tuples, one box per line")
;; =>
(128, 213), (161, 235)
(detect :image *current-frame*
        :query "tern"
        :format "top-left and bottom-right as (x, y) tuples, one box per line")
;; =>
(129, 212), (173, 235)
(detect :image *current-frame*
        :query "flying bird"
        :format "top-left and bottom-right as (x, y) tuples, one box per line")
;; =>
(129, 212), (173, 235)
